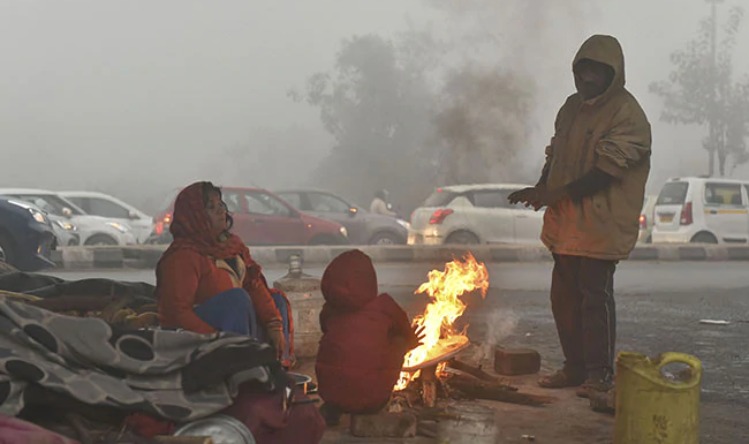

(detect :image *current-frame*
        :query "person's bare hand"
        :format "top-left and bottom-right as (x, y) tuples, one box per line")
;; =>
(508, 187), (538, 207)
(509, 186), (566, 211)
(529, 187), (567, 210)
(410, 324), (426, 349)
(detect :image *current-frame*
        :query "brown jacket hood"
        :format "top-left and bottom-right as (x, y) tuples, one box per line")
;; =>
(573, 34), (625, 104)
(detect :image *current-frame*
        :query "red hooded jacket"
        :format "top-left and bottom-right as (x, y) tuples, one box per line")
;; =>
(314, 250), (415, 413)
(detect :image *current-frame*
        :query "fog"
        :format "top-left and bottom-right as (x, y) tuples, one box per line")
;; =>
(2, 0), (748, 215)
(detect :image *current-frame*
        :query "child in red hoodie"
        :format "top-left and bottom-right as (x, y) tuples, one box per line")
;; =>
(315, 250), (421, 425)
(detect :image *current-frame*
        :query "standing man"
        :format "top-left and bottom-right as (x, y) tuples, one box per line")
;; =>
(370, 189), (397, 217)
(509, 35), (651, 398)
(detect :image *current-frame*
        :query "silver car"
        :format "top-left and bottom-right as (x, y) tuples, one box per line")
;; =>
(275, 190), (409, 245)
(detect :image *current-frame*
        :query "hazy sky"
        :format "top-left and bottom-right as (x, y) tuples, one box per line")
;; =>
(2, 0), (748, 212)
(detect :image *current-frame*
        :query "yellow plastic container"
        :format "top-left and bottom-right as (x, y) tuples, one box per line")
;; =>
(614, 352), (702, 444)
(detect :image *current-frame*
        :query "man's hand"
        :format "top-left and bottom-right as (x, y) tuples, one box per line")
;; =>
(508, 187), (538, 207)
(508, 186), (567, 211)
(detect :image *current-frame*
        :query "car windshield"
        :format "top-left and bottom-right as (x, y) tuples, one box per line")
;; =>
(656, 182), (688, 205)
(423, 189), (457, 207)
(11, 194), (83, 216)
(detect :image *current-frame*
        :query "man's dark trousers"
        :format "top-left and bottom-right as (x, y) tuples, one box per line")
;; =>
(551, 253), (617, 376)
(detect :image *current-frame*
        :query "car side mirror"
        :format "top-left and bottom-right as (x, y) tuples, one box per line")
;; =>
(129, 211), (140, 220)
(348, 207), (358, 218)
(62, 207), (73, 218)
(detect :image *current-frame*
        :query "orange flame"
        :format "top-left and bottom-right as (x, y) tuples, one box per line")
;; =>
(394, 253), (489, 390)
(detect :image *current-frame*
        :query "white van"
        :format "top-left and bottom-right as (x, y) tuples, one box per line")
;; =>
(651, 177), (749, 244)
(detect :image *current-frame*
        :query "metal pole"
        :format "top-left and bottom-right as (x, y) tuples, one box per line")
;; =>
(706, 0), (723, 177)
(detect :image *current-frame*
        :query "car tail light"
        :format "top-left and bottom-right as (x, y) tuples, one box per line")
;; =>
(154, 212), (173, 235)
(639, 214), (647, 229)
(680, 202), (693, 226)
(429, 208), (454, 225)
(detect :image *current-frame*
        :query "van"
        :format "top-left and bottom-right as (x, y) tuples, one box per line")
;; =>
(651, 177), (749, 244)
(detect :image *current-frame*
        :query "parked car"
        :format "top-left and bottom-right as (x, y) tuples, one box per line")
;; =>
(408, 184), (544, 245)
(0, 189), (137, 246)
(0, 197), (56, 271)
(274, 189), (409, 245)
(60, 191), (153, 243)
(50, 218), (80, 248)
(149, 186), (349, 246)
(652, 177), (749, 244)
(638, 195), (657, 244)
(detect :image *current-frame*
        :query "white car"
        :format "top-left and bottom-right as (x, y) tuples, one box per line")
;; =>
(651, 177), (749, 244)
(0, 189), (137, 246)
(408, 184), (544, 245)
(60, 191), (153, 244)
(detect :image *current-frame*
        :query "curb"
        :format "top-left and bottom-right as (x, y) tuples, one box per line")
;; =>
(51, 244), (749, 270)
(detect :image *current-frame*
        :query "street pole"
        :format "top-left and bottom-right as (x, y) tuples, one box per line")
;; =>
(706, 0), (723, 177)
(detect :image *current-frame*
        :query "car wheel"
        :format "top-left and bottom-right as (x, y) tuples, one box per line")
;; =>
(369, 232), (403, 245)
(445, 231), (480, 245)
(690, 232), (718, 244)
(0, 233), (14, 265)
(84, 234), (118, 246)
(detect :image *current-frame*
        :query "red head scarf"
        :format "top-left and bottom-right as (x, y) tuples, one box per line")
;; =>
(160, 182), (252, 263)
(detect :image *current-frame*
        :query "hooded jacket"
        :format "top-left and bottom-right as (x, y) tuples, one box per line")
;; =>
(315, 250), (415, 413)
(541, 35), (651, 260)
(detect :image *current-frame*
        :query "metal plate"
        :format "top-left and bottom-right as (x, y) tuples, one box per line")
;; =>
(174, 414), (256, 444)
(287, 372), (313, 386)
(402, 336), (471, 372)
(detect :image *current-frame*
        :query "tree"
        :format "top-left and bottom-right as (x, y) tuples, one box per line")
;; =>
(650, 1), (749, 177)
(293, 34), (438, 211)
(432, 66), (534, 185)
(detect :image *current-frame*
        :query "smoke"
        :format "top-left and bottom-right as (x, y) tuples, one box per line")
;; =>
(479, 309), (519, 362)
(2, 0), (747, 217)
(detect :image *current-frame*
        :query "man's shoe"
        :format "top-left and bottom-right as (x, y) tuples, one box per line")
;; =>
(538, 369), (586, 389)
(576, 370), (614, 398)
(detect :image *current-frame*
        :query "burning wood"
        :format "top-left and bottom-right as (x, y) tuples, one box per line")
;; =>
(395, 253), (489, 391)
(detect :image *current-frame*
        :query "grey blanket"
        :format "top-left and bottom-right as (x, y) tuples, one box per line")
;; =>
(0, 295), (285, 421)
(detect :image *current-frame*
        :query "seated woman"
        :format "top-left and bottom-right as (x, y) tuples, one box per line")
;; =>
(155, 181), (292, 365)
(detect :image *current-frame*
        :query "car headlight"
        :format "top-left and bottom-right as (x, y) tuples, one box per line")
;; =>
(396, 219), (411, 229)
(30, 209), (47, 224)
(55, 220), (76, 231)
(339, 226), (348, 238)
(106, 222), (129, 233)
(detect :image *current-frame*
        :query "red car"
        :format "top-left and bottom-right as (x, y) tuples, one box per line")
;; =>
(149, 187), (349, 246)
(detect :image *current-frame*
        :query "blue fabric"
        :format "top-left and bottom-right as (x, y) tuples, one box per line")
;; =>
(193, 288), (293, 362)
(194, 288), (258, 336)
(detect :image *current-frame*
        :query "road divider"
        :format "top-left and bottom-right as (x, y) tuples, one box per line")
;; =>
(49, 244), (749, 270)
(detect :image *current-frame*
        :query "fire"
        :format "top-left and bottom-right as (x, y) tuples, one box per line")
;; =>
(394, 253), (489, 390)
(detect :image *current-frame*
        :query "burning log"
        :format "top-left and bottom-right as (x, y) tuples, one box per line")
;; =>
(446, 374), (555, 407)
(446, 358), (511, 386)
(420, 364), (439, 408)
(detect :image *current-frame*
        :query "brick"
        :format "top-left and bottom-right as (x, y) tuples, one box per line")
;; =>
(349, 412), (417, 438)
(494, 347), (541, 376)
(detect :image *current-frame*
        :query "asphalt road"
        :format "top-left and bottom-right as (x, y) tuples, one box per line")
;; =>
(46, 261), (749, 442)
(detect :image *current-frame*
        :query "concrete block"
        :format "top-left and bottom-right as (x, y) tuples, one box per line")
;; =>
(678, 246), (707, 261)
(93, 248), (124, 268)
(494, 347), (541, 376)
(350, 412), (417, 438)
(629, 247), (658, 260)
